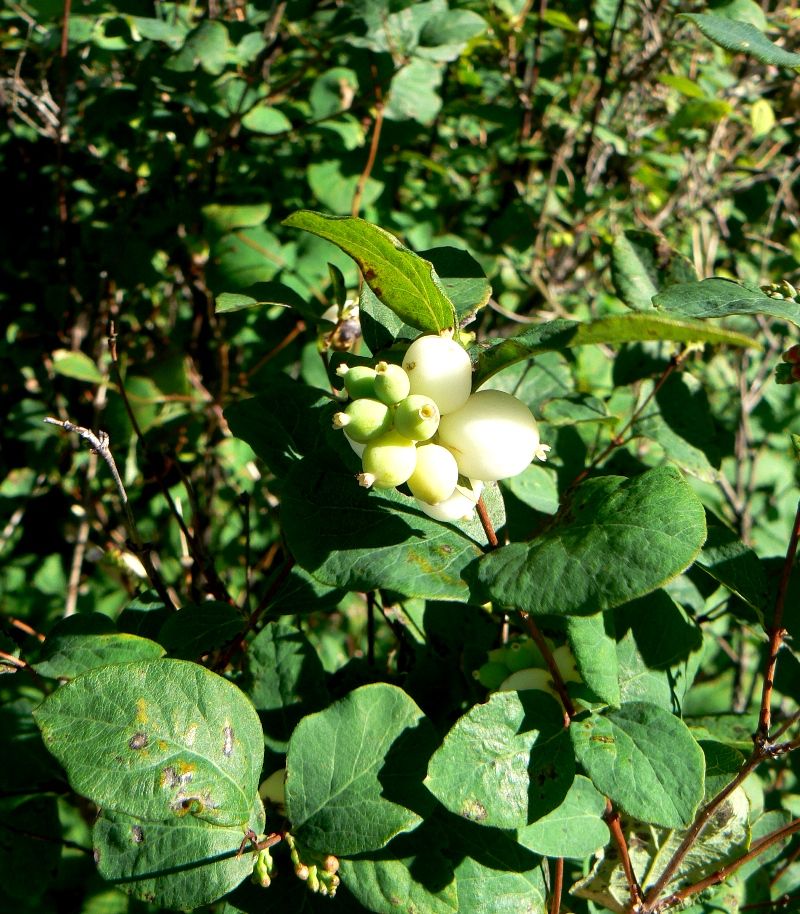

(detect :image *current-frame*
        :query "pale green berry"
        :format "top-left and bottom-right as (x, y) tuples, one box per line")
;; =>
(336, 363), (376, 400)
(437, 389), (541, 481)
(394, 394), (440, 441)
(373, 361), (411, 405)
(402, 335), (473, 414)
(415, 479), (483, 521)
(332, 398), (392, 443)
(498, 667), (559, 700)
(258, 768), (286, 810)
(552, 644), (582, 684)
(407, 443), (458, 505)
(359, 430), (417, 489)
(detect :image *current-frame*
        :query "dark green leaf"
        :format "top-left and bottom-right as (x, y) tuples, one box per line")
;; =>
(244, 619), (329, 752)
(686, 714), (759, 750)
(51, 349), (105, 384)
(241, 104), (291, 135)
(281, 455), (485, 602)
(611, 231), (696, 311)
(425, 691), (573, 828)
(0, 796), (61, 902)
(566, 613), (620, 707)
(34, 659), (263, 827)
(283, 212), (457, 332)
(571, 702), (705, 828)
(471, 314), (757, 387)
(202, 202), (271, 234)
(654, 278), (800, 328)
(286, 683), (437, 855)
(157, 601), (243, 660)
(516, 775), (610, 859)
(32, 613), (165, 679)
(681, 14), (800, 68)
(696, 517), (770, 616)
(476, 467), (706, 616)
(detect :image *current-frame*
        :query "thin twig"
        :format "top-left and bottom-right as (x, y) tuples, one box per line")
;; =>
(351, 65), (384, 218)
(757, 497), (800, 741)
(655, 818), (800, 912)
(605, 799), (644, 909)
(519, 613), (577, 722)
(549, 855), (564, 914)
(476, 496), (500, 549)
(43, 417), (176, 610)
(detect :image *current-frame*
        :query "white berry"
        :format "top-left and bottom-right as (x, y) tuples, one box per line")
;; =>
(402, 335), (472, 415)
(407, 444), (458, 505)
(415, 480), (483, 521)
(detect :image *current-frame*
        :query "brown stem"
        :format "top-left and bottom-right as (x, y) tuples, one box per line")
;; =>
(604, 799), (644, 908)
(519, 613), (576, 722)
(643, 753), (761, 907)
(757, 497), (800, 740)
(351, 67), (384, 218)
(476, 496), (500, 549)
(549, 856), (564, 914)
(655, 818), (800, 913)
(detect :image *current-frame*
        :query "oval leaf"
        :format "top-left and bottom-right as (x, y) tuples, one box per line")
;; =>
(681, 13), (800, 69)
(425, 690), (573, 828)
(33, 659), (264, 827)
(476, 466), (707, 617)
(571, 702), (705, 829)
(283, 211), (457, 332)
(654, 277), (800, 328)
(286, 683), (437, 855)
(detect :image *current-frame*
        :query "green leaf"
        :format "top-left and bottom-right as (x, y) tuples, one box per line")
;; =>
(307, 160), (384, 216)
(420, 9), (486, 47)
(615, 591), (703, 712)
(157, 601), (243, 660)
(471, 313), (757, 387)
(654, 278), (800, 328)
(571, 702), (705, 829)
(686, 713), (759, 750)
(240, 104), (291, 135)
(244, 619), (329, 753)
(476, 467), (707, 617)
(309, 67), (359, 119)
(422, 246), (492, 325)
(32, 613), (165, 679)
(566, 613), (620, 707)
(425, 691), (573, 828)
(681, 13), (800, 68)
(34, 659), (264, 827)
(502, 464), (560, 516)
(540, 393), (613, 427)
(281, 454), (485, 602)
(696, 517), (770, 616)
(516, 775), (610, 859)
(286, 683), (437, 855)
(168, 20), (230, 74)
(51, 348), (105, 384)
(573, 786), (748, 912)
(283, 211), (457, 332)
(93, 795), (264, 909)
(202, 202), (271, 234)
(385, 59), (443, 125)
(611, 231), (696, 311)
(341, 823), (459, 914)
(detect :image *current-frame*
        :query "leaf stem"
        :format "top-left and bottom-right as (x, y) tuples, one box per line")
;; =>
(476, 496), (500, 549)
(549, 856), (564, 914)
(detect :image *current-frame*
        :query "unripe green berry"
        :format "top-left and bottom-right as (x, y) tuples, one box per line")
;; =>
(336, 363), (377, 399)
(505, 639), (546, 673)
(498, 667), (558, 700)
(402, 334), (473, 414)
(474, 661), (509, 690)
(394, 395), (440, 441)
(407, 443), (458, 505)
(416, 479), (483, 521)
(373, 361), (411, 405)
(359, 430), (417, 489)
(437, 389), (542, 481)
(333, 398), (393, 443)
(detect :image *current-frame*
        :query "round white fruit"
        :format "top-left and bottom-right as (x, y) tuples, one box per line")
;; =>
(552, 644), (582, 684)
(402, 335), (472, 415)
(498, 667), (558, 700)
(437, 389), (540, 481)
(416, 480), (483, 521)
(407, 444), (459, 505)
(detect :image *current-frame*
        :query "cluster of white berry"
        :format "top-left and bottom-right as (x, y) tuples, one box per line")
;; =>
(333, 334), (550, 520)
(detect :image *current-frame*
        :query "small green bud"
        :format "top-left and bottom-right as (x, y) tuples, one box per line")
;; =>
(373, 361), (411, 405)
(359, 430), (417, 489)
(407, 443), (458, 505)
(394, 395), (440, 441)
(337, 363), (377, 399)
(333, 398), (393, 443)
